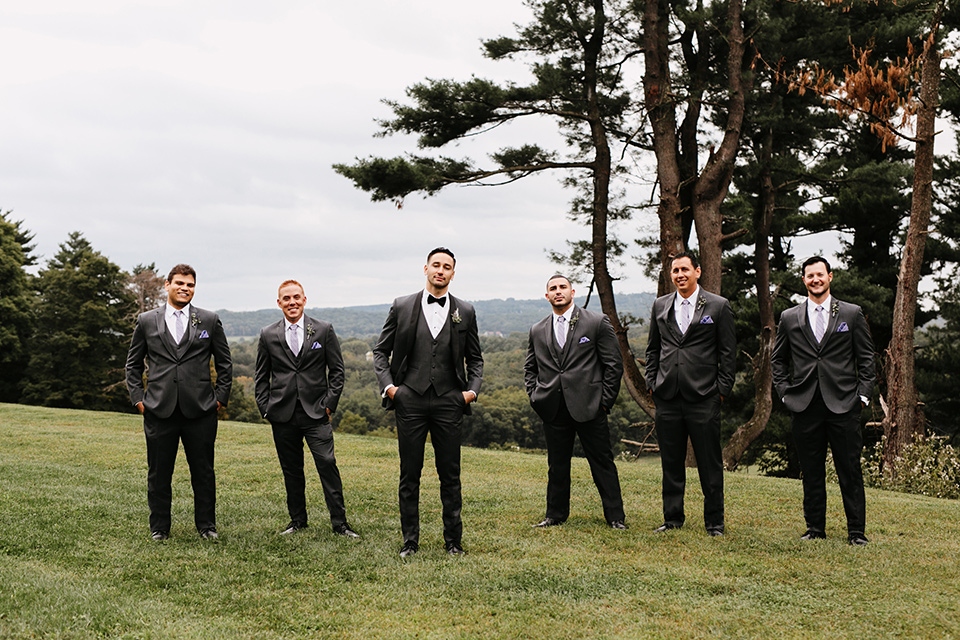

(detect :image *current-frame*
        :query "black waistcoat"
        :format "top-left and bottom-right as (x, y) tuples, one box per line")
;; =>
(404, 311), (458, 396)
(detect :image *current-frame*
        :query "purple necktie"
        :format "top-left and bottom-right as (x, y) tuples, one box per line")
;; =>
(556, 315), (567, 348)
(814, 306), (825, 343)
(680, 299), (692, 333)
(289, 324), (300, 355)
(174, 310), (185, 343)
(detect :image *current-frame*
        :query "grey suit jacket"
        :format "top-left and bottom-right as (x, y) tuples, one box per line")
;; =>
(644, 289), (736, 401)
(524, 306), (623, 423)
(372, 290), (483, 413)
(254, 315), (345, 423)
(125, 304), (233, 420)
(771, 298), (875, 414)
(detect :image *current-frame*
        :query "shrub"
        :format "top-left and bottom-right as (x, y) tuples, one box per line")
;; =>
(828, 435), (960, 499)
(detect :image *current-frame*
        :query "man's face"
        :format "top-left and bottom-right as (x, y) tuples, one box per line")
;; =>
(802, 261), (833, 299)
(670, 257), (700, 296)
(277, 283), (306, 323)
(424, 252), (455, 292)
(165, 274), (196, 309)
(545, 277), (574, 312)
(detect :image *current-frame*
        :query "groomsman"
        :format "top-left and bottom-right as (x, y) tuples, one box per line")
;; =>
(524, 275), (626, 530)
(373, 248), (483, 558)
(772, 256), (875, 545)
(645, 252), (736, 536)
(254, 280), (359, 539)
(126, 264), (232, 541)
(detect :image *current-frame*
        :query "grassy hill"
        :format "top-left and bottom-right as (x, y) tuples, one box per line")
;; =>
(1, 403), (959, 639)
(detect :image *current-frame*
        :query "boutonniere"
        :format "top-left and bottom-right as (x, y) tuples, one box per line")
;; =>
(191, 312), (200, 327)
(451, 308), (462, 324)
(306, 324), (316, 338)
(696, 296), (706, 310)
(569, 310), (580, 329)
(831, 301), (839, 317)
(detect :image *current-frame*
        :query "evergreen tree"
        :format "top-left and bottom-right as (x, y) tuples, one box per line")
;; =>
(21, 232), (136, 411)
(0, 211), (35, 402)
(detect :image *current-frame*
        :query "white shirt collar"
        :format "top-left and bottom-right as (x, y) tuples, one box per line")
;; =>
(284, 315), (305, 332)
(674, 285), (699, 310)
(165, 303), (190, 321)
(553, 305), (574, 324)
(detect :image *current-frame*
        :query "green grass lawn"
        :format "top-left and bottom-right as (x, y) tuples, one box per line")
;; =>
(1, 403), (958, 639)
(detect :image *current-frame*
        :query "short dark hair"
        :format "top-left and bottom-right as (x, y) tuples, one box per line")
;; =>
(166, 264), (196, 282)
(670, 251), (699, 269)
(546, 274), (571, 290)
(427, 247), (456, 266)
(801, 256), (831, 276)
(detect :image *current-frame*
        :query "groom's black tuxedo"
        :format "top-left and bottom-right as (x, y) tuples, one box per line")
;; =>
(125, 304), (232, 535)
(255, 315), (349, 530)
(772, 297), (875, 536)
(524, 305), (625, 524)
(373, 291), (483, 547)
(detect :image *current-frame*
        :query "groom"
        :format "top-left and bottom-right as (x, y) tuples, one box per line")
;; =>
(125, 264), (232, 541)
(373, 247), (483, 558)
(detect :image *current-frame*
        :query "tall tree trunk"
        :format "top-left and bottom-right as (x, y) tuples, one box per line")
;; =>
(882, 15), (941, 469)
(723, 128), (777, 469)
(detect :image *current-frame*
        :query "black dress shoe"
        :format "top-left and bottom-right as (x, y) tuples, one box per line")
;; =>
(199, 528), (219, 540)
(848, 533), (869, 546)
(445, 542), (465, 556)
(333, 523), (361, 539)
(532, 517), (565, 528)
(707, 529), (724, 537)
(609, 520), (628, 531)
(399, 542), (419, 558)
(654, 523), (680, 533)
(800, 530), (826, 540)
(151, 531), (169, 542)
(281, 522), (308, 535)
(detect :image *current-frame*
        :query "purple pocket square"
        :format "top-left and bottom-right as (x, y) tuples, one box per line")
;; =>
(311, 341), (322, 350)
(700, 316), (713, 324)
(198, 330), (210, 339)
(837, 322), (849, 332)
(579, 337), (590, 344)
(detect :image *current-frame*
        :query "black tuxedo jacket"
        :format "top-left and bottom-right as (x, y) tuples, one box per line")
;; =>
(372, 291), (483, 413)
(523, 306), (623, 423)
(125, 304), (233, 419)
(644, 289), (736, 401)
(772, 298), (875, 414)
(254, 315), (345, 423)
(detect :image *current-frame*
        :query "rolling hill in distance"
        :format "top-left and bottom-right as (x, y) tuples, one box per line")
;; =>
(218, 292), (657, 338)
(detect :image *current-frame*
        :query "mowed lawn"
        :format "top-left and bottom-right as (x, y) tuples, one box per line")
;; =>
(1, 403), (958, 640)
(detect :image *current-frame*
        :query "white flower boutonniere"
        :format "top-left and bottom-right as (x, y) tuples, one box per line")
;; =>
(569, 310), (580, 329)
(831, 301), (839, 317)
(306, 324), (316, 338)
(191, 312), (200, 327)
(696, 296), (706, 311)
(451, 309), (462, 324)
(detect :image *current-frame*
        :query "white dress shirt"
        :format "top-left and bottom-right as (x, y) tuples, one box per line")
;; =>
(806, 294), (832, 338)
(164, 303), (191, 342)
(673, 285), (700, 332)
(284, 316), (305, 355)
(553, 306), (574, 347)
(421, 290), (449, 338)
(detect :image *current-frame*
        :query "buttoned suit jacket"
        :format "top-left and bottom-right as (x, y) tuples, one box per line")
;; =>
(771, 298), (875, 414)
(372, 291), (483, 414)
(125, 304), (233, 421)
(254, 315), (345, 423)
(524, 306), (623, 424)
(644, 290), (736, 402)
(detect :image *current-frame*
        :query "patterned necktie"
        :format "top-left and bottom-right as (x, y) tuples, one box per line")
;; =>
(814, 305), (825, 343)
(289, 324), (300, 355)
(174, 310), (185, 343)
(680, 299), (692, 333)
(556, 315), (567, 348)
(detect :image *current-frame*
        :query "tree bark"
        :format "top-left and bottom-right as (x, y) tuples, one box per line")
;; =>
(881, 12), (941, 469)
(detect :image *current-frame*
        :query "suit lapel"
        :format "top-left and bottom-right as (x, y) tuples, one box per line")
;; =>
(686, 293), (705, 338)
(797, 301), (820, 350)
(447, 294), (461, 365)
(276, 320), (298, 367)
(558, 306), (580, 365)
(155, 305), (178, 358)
(178, 307), (197, 356)
(819, 299), (840, 350)
(663, 294), (683, 342)
(547, 317), (562, 365)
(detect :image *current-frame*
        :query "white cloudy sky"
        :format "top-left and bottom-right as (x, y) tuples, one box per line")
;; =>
(0, 0), (661, 311)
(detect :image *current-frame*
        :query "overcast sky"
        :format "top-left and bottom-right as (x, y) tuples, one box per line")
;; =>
(1, 0), (663, 311)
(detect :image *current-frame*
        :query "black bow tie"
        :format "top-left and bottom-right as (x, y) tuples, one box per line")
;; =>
(427, 295), (446, 307)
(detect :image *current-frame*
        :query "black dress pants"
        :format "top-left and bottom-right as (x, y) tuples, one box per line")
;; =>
(394, 385), (464, 546)
(271, 402), (347, 529)
(792, 390), (865, 535)
(654, 393), (724, 531)
(143, 405), (218, 534)
(542, 395), (625, 523)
